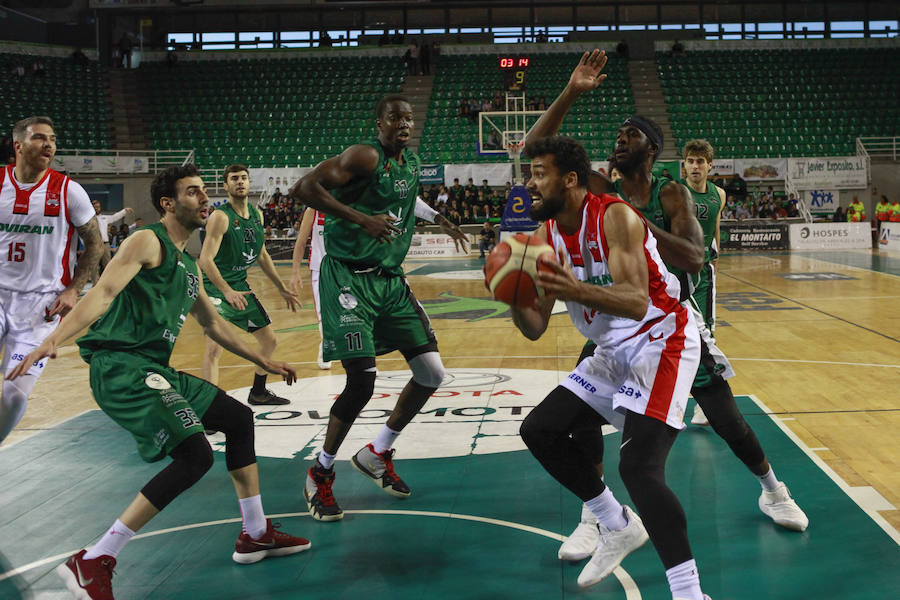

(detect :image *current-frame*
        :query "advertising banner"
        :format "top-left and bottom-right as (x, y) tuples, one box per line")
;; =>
(678, 158), (735, 178)
(263, 238), (295, 261)
(803, 189), (840, 214)
(721, 223), (789, 250)
(878, 223), (900, 251)
(248, 167), (311, 192)
(419, 164), (444, 184)
(406, 233), (471, 258)
(786, 156), (868, 190)
(500, 185), (538, 231)
(444, 163), (512, 187)
(53, 155), (150, 174)
(734, 158), (787, 181)
(789, 222), (870, 250)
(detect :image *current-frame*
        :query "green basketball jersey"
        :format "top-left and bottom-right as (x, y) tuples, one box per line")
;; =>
(684, 180), (722, 265)
(203, 202), (265, 292)
(325, 140), (420, 275)
(78, 222), (202, 366)
(613, 175), (697, 299)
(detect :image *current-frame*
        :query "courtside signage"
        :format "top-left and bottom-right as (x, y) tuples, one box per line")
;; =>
(789, 222), (869, 249)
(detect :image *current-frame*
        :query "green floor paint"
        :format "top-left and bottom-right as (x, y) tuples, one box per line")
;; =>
(1, 397), (898, 599)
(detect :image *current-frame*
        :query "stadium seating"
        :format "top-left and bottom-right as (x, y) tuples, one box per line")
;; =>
(658, 47), (900, 158)
(419, 52), (635, 164)
(0, 53), (111, 149)
(136, 56), (404, 168)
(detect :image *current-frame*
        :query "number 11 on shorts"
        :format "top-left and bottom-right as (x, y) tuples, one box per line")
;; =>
(344, 331), (362, 351)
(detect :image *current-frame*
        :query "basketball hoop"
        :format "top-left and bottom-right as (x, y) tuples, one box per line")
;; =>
(506, 141), (524, 160)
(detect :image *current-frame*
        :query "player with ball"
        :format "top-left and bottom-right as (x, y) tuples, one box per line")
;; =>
(488, 136), (711, 600)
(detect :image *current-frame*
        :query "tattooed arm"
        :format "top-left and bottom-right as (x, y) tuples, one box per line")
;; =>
(47, 216), (103, 318)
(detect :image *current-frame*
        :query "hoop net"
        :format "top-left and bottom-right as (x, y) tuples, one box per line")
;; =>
(506, 141), (524, 160)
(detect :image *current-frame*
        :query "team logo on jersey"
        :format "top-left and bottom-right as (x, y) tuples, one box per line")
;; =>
(45, 192), (59, 207)
(338, 292), (358, 310)
(586, 232), (603, 262)
(242, 249), (257, 264)
(387, 207), (405, 239)
(185, 271), (199, 300)
(145, 373), (172, 390)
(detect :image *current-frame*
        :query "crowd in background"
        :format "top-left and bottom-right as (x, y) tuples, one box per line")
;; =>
(418, 177), (510, 225)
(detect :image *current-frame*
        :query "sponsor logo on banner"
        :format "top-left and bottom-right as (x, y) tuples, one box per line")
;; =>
(721, 223), (789, 250)
(680, 158), (734, 177)
(501, 184), (538, 231)
(787, 156), (867, 190)
(778, 272), (856, 281)
(804, 189), (839, 214)
(419, 164), (444, 184)
(248, 167), (311, 192)
(407, 233), (470, 258)
(789, 223), (869, 249)
(878, 223), (900, 250)
(734, 158), (787, 180)
(210, 369), (614, 460)
(52, 155), (150, 174)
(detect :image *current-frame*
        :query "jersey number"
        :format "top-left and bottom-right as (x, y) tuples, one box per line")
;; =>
(344, 331), (363, 351)
(174, 408), (201, 429)
(6, 242), (25, 262)
(696, 203), (709, 220)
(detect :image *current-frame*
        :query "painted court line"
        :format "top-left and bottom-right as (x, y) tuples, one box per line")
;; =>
(748, 394), (900, 545)
(0, 510), (642, 599)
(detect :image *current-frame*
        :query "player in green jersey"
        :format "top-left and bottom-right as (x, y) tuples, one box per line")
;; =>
(199, 164), (299, 406)
(8, 165), (310, 600)
(289, 94), (467, 523)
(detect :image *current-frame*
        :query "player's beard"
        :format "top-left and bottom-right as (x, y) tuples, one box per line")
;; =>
(609, 143), (652, 177)
(529, 193), (565, 222)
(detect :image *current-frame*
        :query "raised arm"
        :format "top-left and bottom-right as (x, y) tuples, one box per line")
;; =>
(7, 229), (158, 380)
(654, 181), (705, 274)
(524, 50), (608, 144)
(289, 144), (397, 243)
(537, 203), (649, 321)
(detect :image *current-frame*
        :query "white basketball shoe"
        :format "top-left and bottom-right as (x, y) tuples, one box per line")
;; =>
(577, 506), (649, 589)
(558, 504), (601, 561)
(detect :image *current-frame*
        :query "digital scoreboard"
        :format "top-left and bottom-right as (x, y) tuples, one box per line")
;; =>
(499, 57), (530, 92)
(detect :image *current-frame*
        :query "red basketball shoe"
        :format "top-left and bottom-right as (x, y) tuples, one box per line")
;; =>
(232, 519), (311, 564)
(56, 549), (116, 600)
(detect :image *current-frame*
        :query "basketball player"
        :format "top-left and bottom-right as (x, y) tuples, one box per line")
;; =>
(199, 165), (300, 405)
(289, 94), (467, 522)
(8, 165), (310, 600)
(0, 116), (103, 444)
(514, 136), (709, 599)
(528, 52), (808, 564)
(289, 206), (331, 369)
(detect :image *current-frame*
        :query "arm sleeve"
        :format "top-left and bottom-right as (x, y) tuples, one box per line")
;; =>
(415, 197), (438, 223)
(65, 180), (97, 228)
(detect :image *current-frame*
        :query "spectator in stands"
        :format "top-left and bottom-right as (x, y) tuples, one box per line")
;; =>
(92, 201), (134, 283)
(464, 178), (477, 198)
(450, 178), (462, 200)
(875, 195), (892, 224)
(672, 40), (685, 57)
(107, 224), (120, 254)
(447, 208), (462, 226)
(735, 203), (751, 220)
(832, 206), (845, 222)
(728, 171), (747, 199)
(71, 48), (89, 67)
(890, 197), (900, 222)
(480, 179), (491, 198)
(616, 40), (630, 60)
(404, 47), (413, 75)
(764, 186), (775, 202)
(167, 48), (179, 68)
(847, 196), (866, 222)
(786, 199), (799, 218)
(407, 41), (419, 74)
(320, 31), (333, 48)
(661, 168), (673, 181)
(462, 207), (473, 224)
(478, 221), (497, 259)
(31, 61), (46, 77)
(758, 200), (772, 219)
(264, 224), (274, 239)
(536, 97), (547, 110)
(10, 62), (25, 78)
(128, 217), (144, 233)
(458, 98), (470, 119)
(722, 204), (736, 220)
(270, 187), (283, 204)
(118, 33), (135, 68)
(468, 98), (480, 123)
(285, 220), (300, 238)
(436, 186), (449, 205)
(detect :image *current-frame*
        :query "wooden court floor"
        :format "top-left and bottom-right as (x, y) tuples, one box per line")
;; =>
(4, 248), (899, 532)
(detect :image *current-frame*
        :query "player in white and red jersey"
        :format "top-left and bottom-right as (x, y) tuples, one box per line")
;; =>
(0, 116), (103, 443)
(511, 136), (709, 600)
(290, 207), (331, 369)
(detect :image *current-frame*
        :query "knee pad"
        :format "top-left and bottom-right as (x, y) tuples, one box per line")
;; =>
(408, 351), (445, 389)
(331, 357), (377, 423)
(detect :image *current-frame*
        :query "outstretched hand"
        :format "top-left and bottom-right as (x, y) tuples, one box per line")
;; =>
(568, 49), (608, 94)
(438, 217), (469, 253)
(6, 338), (55, 381)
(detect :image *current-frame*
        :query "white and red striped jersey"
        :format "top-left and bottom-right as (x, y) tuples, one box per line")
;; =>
(546, 192), (685, 349)
(0, 165), (95, 294)
(309, 209), (326, 271)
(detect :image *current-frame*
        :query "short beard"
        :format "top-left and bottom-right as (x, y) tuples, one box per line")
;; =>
(610, 144), (653, 177)
(529, 196), (562, 222)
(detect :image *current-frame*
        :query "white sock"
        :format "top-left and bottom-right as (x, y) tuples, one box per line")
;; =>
(585, 487), (629, 531)
(317, 449), (336, 470)
(758, 466), (780, 492)
(84, 519), (135, 559)
(372, 425), (401, 454)
(239, 495), (267, 540)
(666, 558), (703, 600)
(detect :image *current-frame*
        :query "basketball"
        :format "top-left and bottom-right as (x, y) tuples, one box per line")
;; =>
(483, 233), (557, 308)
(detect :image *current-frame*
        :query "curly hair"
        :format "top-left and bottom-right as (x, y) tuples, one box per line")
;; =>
(524, 136), (590, 186)
(151, 164), (201, 215)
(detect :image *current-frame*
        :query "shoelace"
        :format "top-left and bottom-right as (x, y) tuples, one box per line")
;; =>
(378, 449), (400, 482)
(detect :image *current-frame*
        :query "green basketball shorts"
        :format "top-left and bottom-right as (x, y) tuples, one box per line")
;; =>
(88, 351), (220, 462)
(318, 256), (437, 362)
(204, 279), (271, 333)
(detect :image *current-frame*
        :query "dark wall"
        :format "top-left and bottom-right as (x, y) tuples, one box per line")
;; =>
(0, 7), (48, 44)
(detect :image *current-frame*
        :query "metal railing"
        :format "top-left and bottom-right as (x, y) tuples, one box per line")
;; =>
(54, 148), (195, 174)
(856, 137), (898, 162)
